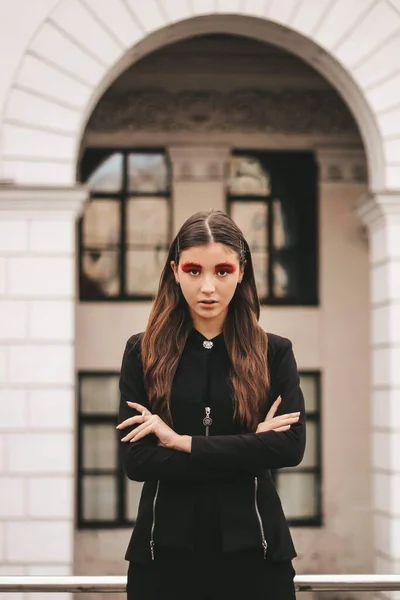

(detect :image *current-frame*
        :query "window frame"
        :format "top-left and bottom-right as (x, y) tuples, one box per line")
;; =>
(78, 147), (173, 303)
(272, 369), (323, 528)
(77, 371), (135, 529)
(226, 149), (319, 307)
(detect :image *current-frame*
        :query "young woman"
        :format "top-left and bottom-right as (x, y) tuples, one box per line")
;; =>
(117, 210), (305, 600)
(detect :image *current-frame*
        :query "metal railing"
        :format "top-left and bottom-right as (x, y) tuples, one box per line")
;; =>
(1, 575), (400, 593)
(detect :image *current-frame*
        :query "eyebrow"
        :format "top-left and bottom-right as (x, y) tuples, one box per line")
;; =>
(181, 262), (236, 269)
(181, 262), (202, 269)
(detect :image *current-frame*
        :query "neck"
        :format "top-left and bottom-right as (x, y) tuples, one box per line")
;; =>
(190, 310), (227, 340)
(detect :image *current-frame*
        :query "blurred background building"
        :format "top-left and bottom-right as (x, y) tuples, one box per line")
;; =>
(0, 1), (400, 599)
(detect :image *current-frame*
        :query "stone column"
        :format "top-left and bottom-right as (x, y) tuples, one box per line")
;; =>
(0, 185), (87, 593)
(168, 146), (230, 235)
(357, 193), (400, 598)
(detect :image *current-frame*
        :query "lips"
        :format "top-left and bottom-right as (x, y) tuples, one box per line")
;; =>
(199, 300), (218, 305)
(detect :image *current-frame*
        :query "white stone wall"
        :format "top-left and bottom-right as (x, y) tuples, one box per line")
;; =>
(358, 196), (400, 600)
(0, 189), (86, 597)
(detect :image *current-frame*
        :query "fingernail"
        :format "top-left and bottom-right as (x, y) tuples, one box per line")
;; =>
(116, 425), (120, 429)
(121, 436), (127, 441)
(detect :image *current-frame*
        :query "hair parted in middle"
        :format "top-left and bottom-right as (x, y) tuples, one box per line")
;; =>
(141, 209), (270, 431)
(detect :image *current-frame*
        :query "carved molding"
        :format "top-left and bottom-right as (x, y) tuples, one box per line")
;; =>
(87, 88), (357, 136)
(315, 148), (368, 183)
(168, 146), (229, 182)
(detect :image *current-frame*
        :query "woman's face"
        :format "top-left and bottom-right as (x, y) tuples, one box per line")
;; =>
(171, 242), (244, 330)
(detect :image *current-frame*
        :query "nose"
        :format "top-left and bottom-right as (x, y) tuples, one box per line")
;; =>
(200, 274), (216, 294)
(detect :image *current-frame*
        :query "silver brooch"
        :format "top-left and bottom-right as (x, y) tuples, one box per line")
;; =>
(203, 340), (213, 350)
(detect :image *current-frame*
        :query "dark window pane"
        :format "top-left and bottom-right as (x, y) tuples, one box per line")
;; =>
(251, 252), (269, 298)
(126, 481), (143, 522)
(128, 153), (168, 193)
(87, 153), (123, 193)
(83, 475), (117, 521)
(300, 374), (318, 413)
(230, 201), (268, 252)
(126, 198), (169, 246)
(82, 199), (120, 247)
(228, 156), (270, 196)
(81, 249), (120, 298)
(82, 424), (116, 470)
(81, 376), (119, 414)
(126, 248), (167, 296)
(276, 472), (318, 519)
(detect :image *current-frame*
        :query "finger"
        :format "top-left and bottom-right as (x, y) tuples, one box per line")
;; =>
(256, 415), (299, 432)
(126, 401), (150, 415)
(117, 415), (147, 430)
(130, 423), (155, 443)
(271, 415), (300, 426)
(265, 396), (281, 420)
(274, 425), (291, 432)
(121, 420), (151, 442)
(117, 413), (153, 429)
(271, 412), (300, 422)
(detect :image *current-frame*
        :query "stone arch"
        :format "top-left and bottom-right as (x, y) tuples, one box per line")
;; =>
(2, 0), (400, 191)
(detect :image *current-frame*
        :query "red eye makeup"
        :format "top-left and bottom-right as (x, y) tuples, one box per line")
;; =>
(215, 263), (237, 273)
(180, 262), (237, 274)
(181, 262), (202, 273)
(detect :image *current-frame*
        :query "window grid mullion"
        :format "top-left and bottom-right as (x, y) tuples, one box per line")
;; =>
(120, 152), (128, 295)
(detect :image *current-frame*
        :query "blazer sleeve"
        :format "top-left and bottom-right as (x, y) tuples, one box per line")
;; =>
(119, 335), (250, 483)
(189, 336), (306, 471)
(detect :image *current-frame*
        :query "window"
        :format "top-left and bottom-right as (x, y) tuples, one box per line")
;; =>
(227, 151), (318, 305)
(78, 371), (322, 528)
(79, 149), (172, 301)
(272, 371), (322, 526)
(77, 372), (142, 528)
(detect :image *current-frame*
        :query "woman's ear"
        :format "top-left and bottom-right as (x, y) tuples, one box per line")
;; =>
(170, 260), (179, 284)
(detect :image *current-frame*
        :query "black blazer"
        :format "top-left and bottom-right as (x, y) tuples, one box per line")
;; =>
(118, 330), (306, 564)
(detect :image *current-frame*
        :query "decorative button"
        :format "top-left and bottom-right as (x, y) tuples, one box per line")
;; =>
(203, 340), (213, 350)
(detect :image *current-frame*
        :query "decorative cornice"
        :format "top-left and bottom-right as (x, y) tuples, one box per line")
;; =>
(168, 146), (230, 182)
(87, 88), (357, 135)
(315, 147), (368, 183)
(0, 185), (89, 218)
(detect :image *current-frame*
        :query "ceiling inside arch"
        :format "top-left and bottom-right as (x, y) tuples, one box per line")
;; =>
(85, 33), (360, 139)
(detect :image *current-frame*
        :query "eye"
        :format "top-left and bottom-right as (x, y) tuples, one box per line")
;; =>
(217, 270), (229, 277)
(189, 269), (200, 276)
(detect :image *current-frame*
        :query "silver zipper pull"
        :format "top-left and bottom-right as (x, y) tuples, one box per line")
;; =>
(203, 406), (213, 436)
(150, 540), (155, 561)
(262, 540), (267, 559)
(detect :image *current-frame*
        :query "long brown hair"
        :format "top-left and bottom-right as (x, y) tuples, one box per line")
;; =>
(141, 210), (269, 431)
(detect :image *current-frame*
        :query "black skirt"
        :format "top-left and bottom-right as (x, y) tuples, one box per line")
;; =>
(127, 549), (296, 600)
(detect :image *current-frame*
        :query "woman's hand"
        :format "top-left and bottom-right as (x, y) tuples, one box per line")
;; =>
(256, 396), (300, 433)
(117, 402), (180, 449)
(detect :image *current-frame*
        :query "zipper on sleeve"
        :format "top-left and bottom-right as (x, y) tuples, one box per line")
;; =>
(150, 480), (160, 561)
(203, 406), (213, 437)
(254, 477), (268, 559)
